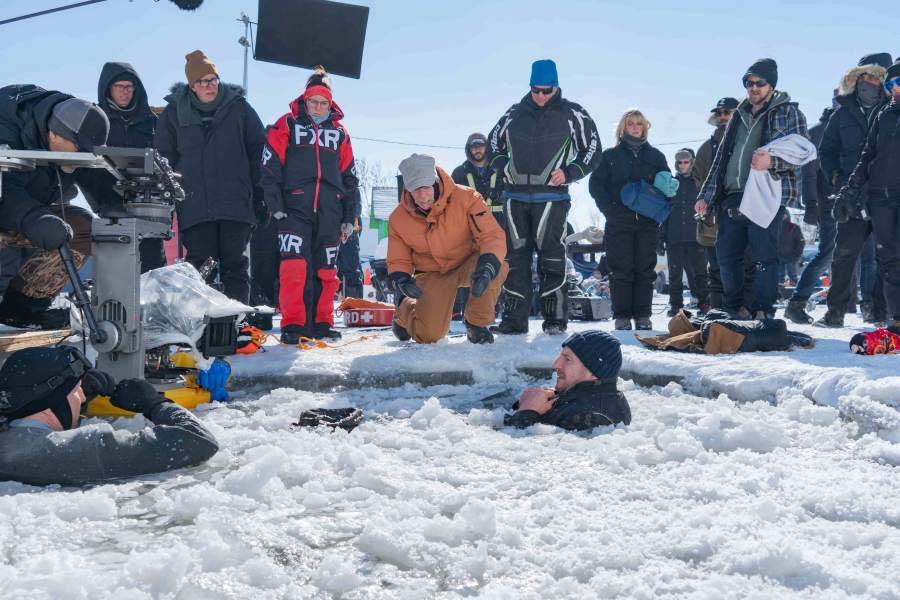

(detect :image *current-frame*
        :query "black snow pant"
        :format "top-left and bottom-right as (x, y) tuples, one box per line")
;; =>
(667, 242), (709, 307)
(501, 199), (569, 328)
(827, 217), (887, 317)
(705, 245), (723, 308)
(181, 220), (252, 303)
(337, 231), (363, 299)
(250, 218), (279, 307)
(869, 204), (900, 320)
(605, 215), (658, 319)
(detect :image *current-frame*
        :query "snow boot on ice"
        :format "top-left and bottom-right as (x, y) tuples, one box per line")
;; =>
(784, 300), (813, 325)
(542, 320), (567, 335)
(814, 309), (844, 328)
(392, 319), (411, 341)
(280, 324), (308, 345)
(313, 323), (342, 340)
(634, 317), (653, 330)
(614, 318), (632, 330)
(490, 320), (528, 335)
(861, 301), (876, 324)
(466, 321), (494, 344)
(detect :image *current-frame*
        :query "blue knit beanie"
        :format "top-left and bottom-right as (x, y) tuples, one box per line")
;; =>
(530, 59), (558, 87)
(561, 330), (622, 380)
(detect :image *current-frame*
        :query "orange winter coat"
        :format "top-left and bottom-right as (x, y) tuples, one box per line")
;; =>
(387, 167), (506, 275)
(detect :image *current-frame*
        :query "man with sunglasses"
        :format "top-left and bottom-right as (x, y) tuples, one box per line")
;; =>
(812, 53), (893, 328)
(156, 50), (266, 304)
(830, 59), (900, 331)
(694, 97), (738, 309)
(695, 59), (809, 321)
(488, 59), (601, 335)
(0, 346), (219, 486)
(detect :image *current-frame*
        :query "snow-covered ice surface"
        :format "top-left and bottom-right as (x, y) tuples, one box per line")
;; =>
(1, 300), (899, 598)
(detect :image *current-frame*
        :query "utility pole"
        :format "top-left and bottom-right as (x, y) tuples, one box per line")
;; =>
(238, 12), (252, 95)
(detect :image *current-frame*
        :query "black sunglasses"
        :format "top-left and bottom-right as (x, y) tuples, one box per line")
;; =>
(530, 86), (555, 95)
(744, 79), (769, 89)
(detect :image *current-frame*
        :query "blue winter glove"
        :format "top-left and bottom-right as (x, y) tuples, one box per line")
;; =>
(653, 171), (680, 198)
(197, 358), (231, 402)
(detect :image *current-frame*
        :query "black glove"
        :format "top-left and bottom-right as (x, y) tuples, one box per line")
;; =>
(656, 240), (666, 256)
(253, 197), (270, 227)
(19, 209), (73, 250)
(388, 272), (422, 299)
(110, 378), (170, 418)
(470, 253), (501, 298)
(831, 186), (860, 224)
(81, 369), (116, 400)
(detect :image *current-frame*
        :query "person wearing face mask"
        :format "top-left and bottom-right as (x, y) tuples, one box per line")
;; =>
(0, 86), (108, 330)
(589, 109), (672, 330)
(832, 59), (900, 332)
(815, 53), (893, 328)
(155, 50), (266, 305)
(262, 67), (361, 344)
(387, 154), (507, 344)
(487, 60), (601, 336)
(0, 346), (219, 486)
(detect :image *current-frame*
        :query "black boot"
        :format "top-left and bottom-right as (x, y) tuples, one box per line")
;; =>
(814, 309), (844, 328)
(784, 300), (813, 325)
(280, 324), (308, 345)
(313, 323), (342, 340)
(861, 302), (876, 324)
(614, 318), (632, 330)
(245, 312), (273, 331)
(490, 320), (528, 335)
(542, 320), (567, 335)
(466, 321), (494, 344)
(634, 317), (653, 330)
(392, 320), (411, 341)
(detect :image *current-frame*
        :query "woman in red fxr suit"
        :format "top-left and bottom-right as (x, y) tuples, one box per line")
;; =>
(261, 68), (360, 343)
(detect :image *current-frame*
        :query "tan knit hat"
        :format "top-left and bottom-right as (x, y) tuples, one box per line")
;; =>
(185, 50), (218, 83)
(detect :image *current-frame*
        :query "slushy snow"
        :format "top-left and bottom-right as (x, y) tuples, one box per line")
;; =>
(1, 303), (898, 598)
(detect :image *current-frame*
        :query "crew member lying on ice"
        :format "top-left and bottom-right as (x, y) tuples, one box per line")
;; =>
(0, 346), (219, 486)
(505, 330), (632, 430)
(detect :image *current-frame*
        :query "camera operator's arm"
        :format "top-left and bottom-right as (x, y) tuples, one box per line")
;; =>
(0, 170), (45, 233)
(75, 169), (122, 213)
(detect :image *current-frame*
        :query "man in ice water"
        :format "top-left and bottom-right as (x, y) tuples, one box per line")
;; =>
(505, 330), (631, 430)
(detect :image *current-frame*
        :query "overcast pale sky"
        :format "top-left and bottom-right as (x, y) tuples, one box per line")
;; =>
(2, 0), (898, 237)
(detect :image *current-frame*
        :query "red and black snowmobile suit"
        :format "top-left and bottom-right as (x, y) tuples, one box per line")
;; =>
(261, 93), (359, 331)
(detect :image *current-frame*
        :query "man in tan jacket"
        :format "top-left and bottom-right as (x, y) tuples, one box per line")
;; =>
(388, 154), (508, 344)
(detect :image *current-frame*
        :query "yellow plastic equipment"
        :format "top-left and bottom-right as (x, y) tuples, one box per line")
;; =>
(85, 351), (216, 417)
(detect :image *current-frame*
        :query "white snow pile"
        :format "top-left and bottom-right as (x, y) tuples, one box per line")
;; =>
(1, 373), (898, 598)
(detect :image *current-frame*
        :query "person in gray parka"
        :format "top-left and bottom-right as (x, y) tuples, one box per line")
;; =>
(0, 346), (219, 487)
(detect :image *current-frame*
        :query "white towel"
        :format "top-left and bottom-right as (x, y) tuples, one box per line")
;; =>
(739, 134), (817, 228)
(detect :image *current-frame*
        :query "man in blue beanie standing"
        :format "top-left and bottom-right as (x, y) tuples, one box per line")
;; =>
(488, 59), (601, 336)
(505, 330), (631, 430)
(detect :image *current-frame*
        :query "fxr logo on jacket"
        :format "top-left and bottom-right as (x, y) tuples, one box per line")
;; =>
(293, 125), (341, 151)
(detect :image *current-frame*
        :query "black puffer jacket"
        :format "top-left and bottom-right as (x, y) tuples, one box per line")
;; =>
(848, 101), (900, 205)
(662, 173), (700, 244)
(819, 94), (885, 185)
(97, 62), (156, 148)
(504, 380), (631, 431)
(155, 83), (266, 231)
(488, 90), (600, 196)
(589, 141), (669, 228)
(0, 85), (113, 230)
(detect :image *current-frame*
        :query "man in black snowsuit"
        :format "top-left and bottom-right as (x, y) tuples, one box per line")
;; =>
(0, 346), (219, 486)
(815, 53), (893, 328)
(660, 149), (709, 316)
(833, 59), (900, 330)
(488, 59), (601, 335)
(96, 61), (166, 272)
(452, 133), (504, 227)
(0, 85), (110, 329)
(505, 330), (631, 431)
(155, 50), (266, 304)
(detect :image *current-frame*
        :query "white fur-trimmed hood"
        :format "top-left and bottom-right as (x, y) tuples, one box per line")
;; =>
(838, 65), (887, 96)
